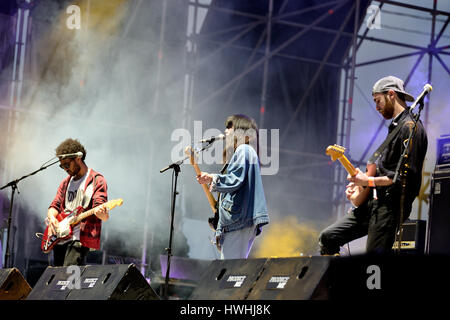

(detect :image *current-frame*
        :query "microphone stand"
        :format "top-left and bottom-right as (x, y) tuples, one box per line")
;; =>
(1, 158), (61, 268)
(159, 159), (181, 300)
(392, 98), (425, 253)
(159, 142), (214, 299)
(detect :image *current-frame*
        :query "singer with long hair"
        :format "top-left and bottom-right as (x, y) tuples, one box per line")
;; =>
(197, 114), (269, 259)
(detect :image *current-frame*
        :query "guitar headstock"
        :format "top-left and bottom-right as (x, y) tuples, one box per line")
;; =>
(105, 199), (123, 210)
(184, 145), (196, 165)
(326, 144), (346, 161)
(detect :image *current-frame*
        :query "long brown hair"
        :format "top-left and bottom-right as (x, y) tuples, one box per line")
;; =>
(223, 114), (259, 164)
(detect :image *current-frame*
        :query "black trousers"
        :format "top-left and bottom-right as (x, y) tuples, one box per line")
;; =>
(53, 240), (90, 266)
(319, 195), (412, 255)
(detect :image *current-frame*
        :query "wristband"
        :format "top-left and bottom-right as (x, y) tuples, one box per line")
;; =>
(368, 177), (376, 187)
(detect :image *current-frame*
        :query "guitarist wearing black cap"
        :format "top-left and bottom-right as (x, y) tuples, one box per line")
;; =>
(319, 76), (428, 255)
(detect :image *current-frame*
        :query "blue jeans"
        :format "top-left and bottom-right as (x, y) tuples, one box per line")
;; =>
(219, 225), (257, 259)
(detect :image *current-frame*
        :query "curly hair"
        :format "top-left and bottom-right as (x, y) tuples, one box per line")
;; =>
(55, 138), (86, 161)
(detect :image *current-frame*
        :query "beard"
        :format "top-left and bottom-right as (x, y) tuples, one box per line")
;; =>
(380, 96), (395, 119)
(69, 162), (81, 178)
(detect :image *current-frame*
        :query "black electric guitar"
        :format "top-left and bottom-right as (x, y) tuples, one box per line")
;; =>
(185, 146), (219, 230)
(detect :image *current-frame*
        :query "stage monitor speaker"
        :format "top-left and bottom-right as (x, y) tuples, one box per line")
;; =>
(192, 255), (450, 300)
(189, 258), (268, 300)
(246, 256), (332, 300)
(427, 169), (450, 255)
(27, 264), (160, 300)
(190, 257), (332, 300)
(0, 268), (32, 300)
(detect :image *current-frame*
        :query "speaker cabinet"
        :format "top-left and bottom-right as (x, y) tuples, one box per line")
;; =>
(0, 268), (32, 300)
(189, 258), (268, 300)
(246, 256), (331, 300)
(189, 257), (332, 300)
(427, 169), (450, 255)
(27, 264), (160, 300)
(191, 255), (450, 300)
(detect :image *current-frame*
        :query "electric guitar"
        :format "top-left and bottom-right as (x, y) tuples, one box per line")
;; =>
(40, 198), (123, 253)
(185, 146), (219, 230)
(326, 145), (376, 207)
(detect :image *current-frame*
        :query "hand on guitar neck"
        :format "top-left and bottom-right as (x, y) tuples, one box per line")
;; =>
(185, 146), (219, 230)
(326, 145), (376, 207)
(197, 172), (214, 190)
(347, 167), (373, 187)
(93, 204), (109, 221)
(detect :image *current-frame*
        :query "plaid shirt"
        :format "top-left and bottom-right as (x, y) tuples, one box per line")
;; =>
(49, 169), (108, 249)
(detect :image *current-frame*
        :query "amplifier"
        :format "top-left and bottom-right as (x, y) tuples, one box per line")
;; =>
(436, 134), (450, 167)
(427, 169), (450, 255)
(392, 219), (426, 253)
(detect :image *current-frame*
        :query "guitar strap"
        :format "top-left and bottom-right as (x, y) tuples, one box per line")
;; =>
(220, 163), (228, 174)
(366, 120), (405, 203)
(367, 120), (404, 165)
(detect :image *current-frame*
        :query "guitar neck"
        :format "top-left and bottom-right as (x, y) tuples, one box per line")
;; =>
(72, 207), (96, 225)
(191, 162), (202, 177)
(338, 155), (357, 176)
(192, 162), (217, 213)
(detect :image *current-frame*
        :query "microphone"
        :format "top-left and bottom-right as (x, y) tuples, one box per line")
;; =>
(57, 151), (83, 159)
(411, 84), (433, 111)
(198, 134), (225, 144)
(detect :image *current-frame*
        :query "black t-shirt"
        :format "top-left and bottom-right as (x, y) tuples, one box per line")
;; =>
(375, 108), (428, 201)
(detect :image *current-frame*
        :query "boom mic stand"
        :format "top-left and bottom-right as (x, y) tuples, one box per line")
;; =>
(392, 87), (429, 253)
(159, 142), (214, 299)
(1, 157), (61, 268)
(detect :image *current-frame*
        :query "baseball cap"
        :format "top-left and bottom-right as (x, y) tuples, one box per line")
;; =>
(372, 76), (415, 102)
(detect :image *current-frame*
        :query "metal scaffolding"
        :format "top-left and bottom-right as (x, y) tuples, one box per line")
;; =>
(185, 0), (449, 223)
(1, 0), (33, 268)
(185, 0), (368, 221)
(337, 0), (450, 220)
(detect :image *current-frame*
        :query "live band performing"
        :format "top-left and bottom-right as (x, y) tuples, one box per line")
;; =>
(0, 0), (450, 305)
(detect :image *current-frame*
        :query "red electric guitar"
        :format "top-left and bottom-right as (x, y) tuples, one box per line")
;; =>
(40, 198), (123, 253)
(326, 145), (376, 207)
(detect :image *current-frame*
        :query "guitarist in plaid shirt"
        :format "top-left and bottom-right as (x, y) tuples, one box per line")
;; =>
(46, 138), (109, 266)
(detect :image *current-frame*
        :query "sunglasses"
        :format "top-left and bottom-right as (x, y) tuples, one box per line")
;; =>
(59, 159), (73, 170)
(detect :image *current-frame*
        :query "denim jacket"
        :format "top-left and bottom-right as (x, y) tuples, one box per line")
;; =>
(211, 144), (269, 239)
